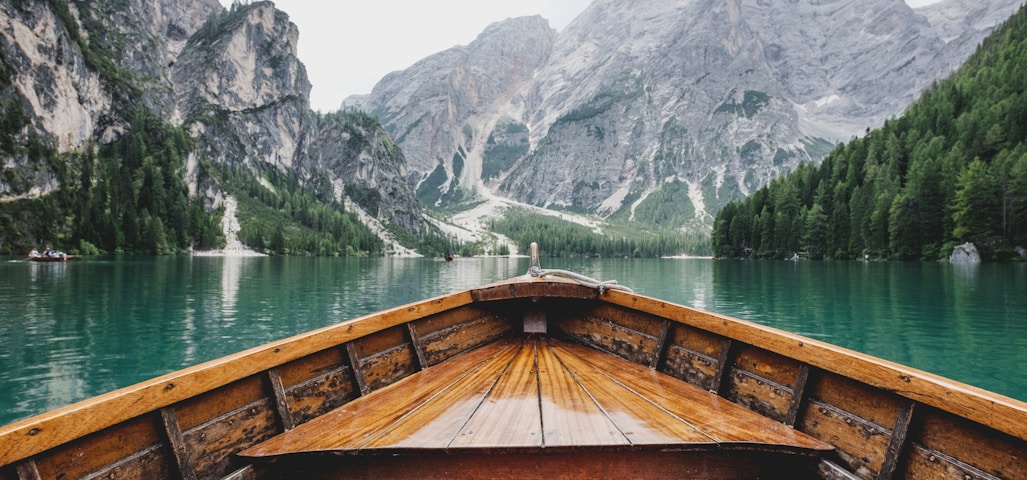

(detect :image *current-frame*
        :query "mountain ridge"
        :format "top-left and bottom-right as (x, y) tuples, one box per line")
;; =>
(347, 0), (1023, 233)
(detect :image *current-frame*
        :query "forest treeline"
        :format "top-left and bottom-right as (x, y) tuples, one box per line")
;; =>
(492, 209), (711, 258)
(0, 5), (391, 257)
(0, 108), (224, 255)
(714, 4), (1027, 261)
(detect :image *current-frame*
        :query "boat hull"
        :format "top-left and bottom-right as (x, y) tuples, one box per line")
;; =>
(0, 278), (1023, 479)
(27, 256), (73, 262)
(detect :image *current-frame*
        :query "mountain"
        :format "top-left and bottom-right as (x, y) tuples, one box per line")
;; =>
(346, 0), (1023, 232)
(713, 1), (1027, 261)
(0, 0), (425, 255)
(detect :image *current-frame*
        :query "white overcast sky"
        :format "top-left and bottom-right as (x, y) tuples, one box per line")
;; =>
(219, 0), (944, 112)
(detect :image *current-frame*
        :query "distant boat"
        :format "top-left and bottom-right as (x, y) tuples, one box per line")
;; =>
(27, 254), (76, 263)
(0, 243), (1023, 479)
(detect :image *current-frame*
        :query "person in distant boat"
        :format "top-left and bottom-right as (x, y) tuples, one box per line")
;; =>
(29, 248), (39, 258)
(43, 245), (53, 257)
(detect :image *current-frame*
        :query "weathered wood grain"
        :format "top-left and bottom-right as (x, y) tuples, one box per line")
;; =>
(0, 290), (474, 466)
(601, 289), (1027, 441)
(546, 340), (713, 445)
(450, 339), (542, 447)
(556, 341), (832, 453)
(33, 414), (169, 480)
(284, 367), (356, 425)
(419, 314), (510, 366)
(914, 405), (1026, 479)
(239, 340), (519, 456)
(363, 341), (522, 449)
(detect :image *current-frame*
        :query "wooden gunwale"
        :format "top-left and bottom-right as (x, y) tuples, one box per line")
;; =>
(0, 290), (474, 467)
(597, 288), (1027, 441)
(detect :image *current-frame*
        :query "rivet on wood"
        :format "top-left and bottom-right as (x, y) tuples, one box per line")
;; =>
(27, 427), (40, 436)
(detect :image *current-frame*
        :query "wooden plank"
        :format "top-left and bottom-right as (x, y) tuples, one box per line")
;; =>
(785, 364), (812, 426)
(160, 408), (197, 480)
(173, 375), (267, 432)
(410, 306), (496, 337)
(732, 344), (803, 388)
(878, 400), (915, 480)
(600, 289), (1027, 441)
(902, 445), (1007, 480)
(361, 340), (522, 449)
(14, 461), (39, 480)
(818, 459), (863, 480)
(584, 304), (667, 338)
(809, 372), (902, 429)
(798, 400), (891, 475)
(546, 339), (711, 445)
(180, 400), (278, 478)
(0, 289), (474, 467)
(345, 342), (369, 396)
(31, 414), (167, 480)
(284, 367), (357, 426)
(405, 322), (429, 370)
(556, 341), (832, 453)
(709, 339), (734, 395)
(277, 347), (346, 388)
(914, 405), (1026, 479)
(267, 369), (295, 431)
(420, 315), (510, 366)
(556, 314), (658, 365)
(662, 344), (719, 390)
(724, 367), (793, 422)
(450, 340), (543, 448)
(352, 326), (407, 358)
(238, 340), (520, 457)
(470, 280), (598, 302)
(358, 343), (417, 391)
(649, 320), (671, 369)
(535, 338), (626, 446)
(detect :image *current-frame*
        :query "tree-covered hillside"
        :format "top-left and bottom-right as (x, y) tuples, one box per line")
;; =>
(0, 3), (393, 257)
(713, 4), (1027, 261)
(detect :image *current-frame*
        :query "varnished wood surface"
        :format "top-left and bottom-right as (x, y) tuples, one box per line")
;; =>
(598, 288), (1027, 442)
(240, 336), (832, 457)
(0, 290), (476, 467)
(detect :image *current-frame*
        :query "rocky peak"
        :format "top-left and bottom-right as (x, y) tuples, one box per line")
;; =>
(173, 2), (310, 119)
(344, 16), (556, 200)
(353, 0), (1023, 229)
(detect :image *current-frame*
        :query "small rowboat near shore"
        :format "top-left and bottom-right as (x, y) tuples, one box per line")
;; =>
(1, 244), (1024, 479)
(26, 255), (76, 263)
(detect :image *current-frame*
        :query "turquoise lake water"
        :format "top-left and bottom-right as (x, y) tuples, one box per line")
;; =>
(1, 256), (1024, 425)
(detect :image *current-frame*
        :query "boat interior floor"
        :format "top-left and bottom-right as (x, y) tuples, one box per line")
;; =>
(240, 335), (833, 479)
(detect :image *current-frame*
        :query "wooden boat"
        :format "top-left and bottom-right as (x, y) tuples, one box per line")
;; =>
(1, 246), (1024, 479)
(26, 255), (75, 263)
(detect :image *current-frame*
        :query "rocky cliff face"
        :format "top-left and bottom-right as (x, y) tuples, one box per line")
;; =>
(348, 0), (1023, 230)
(0, 0), (223, 201)
(1, 0), (423, 243)
(172, 3), (317, 178)
(345, 16), (557, 205)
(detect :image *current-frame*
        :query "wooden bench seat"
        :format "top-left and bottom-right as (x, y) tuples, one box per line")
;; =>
(240, 336), (832, 479)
